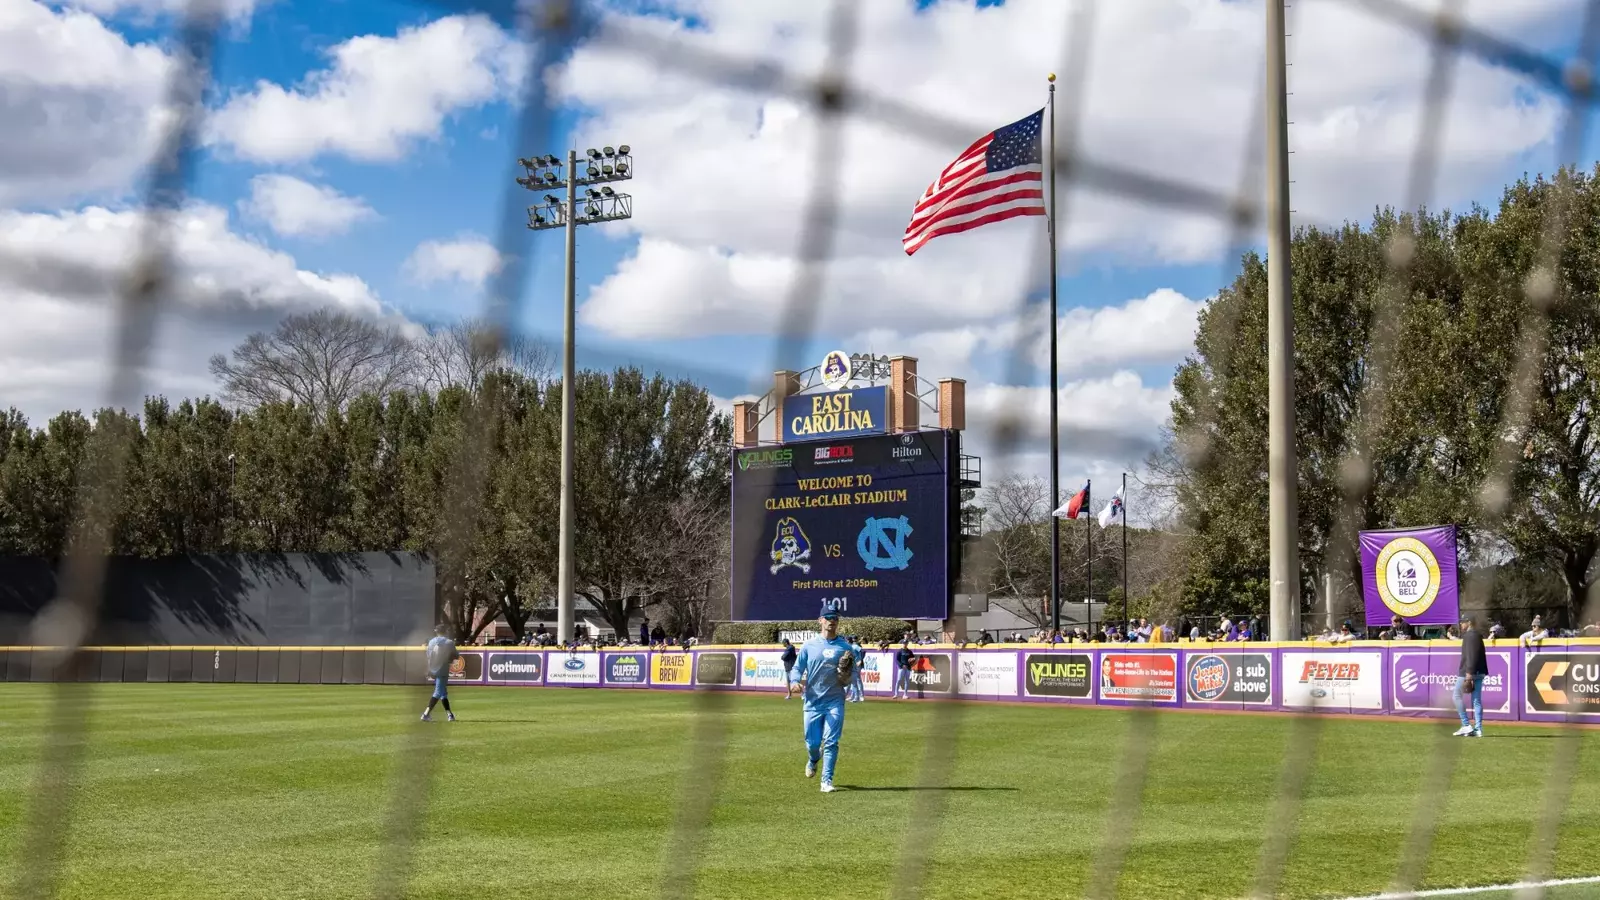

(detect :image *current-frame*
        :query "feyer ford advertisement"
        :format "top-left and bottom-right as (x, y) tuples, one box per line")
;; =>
(545, 651), (601, 686)
(740, 651), (790, 689)
(1281, 652), (1383, 710)
(956, 652), (1019, 697)
(1185, 653), (1272, 704)
(1099, 653), (1178, 702)
(604, 653), (648, 686)
(486, 652), (543, 684)
(1392, 650), (1511, 714)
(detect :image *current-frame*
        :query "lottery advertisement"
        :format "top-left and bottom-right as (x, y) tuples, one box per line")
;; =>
(729, 430), (953, 621)
(740, 651), (790, 689)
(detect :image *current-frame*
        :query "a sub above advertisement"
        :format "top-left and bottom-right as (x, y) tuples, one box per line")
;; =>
(652, 652), (692, 686)
(740, 651), (790, 689)
(446, 652), (484, 682)
(1185, 653), (1272, 704)
(862, 651), (896, 694)
(1392, 651), (1511, 714)
(1281, 652), (1383, 710)
(906, 652), (954, 694)
(1526, 652), (1600, 717)
(696, 652), (739, 686)
(1100, 653), (1178, 703)
(545, 651), (601, 686)
(486, 652), (543, 684)
(604, 653), (648, 686)
(956, 652), (1019, 697)
(1023, 653), (1094, 699)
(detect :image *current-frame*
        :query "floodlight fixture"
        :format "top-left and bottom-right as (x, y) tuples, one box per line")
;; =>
(533, 212), (546, 225)
(546, 154), (561, 166)
(544, 172), (558, 184)
(542, 194), (557, 205)
(602, 164), (614, 175)
(618, 144), (630, 154)
(615, 162), (628, 175)
(586, 165), (599, 178)
(601, 186), (615, 197)
(603, 146), (615, 157)
(587, 148), (601, 159)
(586, 204), (599, 216)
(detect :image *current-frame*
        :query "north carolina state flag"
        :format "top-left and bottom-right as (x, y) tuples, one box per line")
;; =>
(1053, 482), (1089, 519)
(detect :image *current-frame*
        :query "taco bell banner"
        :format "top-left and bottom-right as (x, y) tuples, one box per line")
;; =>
(1360, 525), (1460, 628)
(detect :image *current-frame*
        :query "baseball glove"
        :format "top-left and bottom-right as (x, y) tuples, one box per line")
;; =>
(835, 652), (857, 687)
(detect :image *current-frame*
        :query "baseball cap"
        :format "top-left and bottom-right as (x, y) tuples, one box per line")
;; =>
(819, 604), (840, 620)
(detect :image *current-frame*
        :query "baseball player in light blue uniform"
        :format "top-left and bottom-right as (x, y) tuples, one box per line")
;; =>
(422, 624), (459, 722)
(848, 636), (866, 702)
(789, 606), (855, 793)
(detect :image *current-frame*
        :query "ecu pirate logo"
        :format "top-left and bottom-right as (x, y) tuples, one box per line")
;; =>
(770, 517), (813, 574)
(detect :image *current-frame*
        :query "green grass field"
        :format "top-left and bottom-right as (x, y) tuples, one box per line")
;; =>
(3, 685), (1599, 900)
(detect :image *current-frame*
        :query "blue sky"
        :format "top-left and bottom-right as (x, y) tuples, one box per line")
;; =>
(1, 0), (1594, 485)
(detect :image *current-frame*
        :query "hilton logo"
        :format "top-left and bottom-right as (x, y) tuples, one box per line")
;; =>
(891, 435), (923, 460)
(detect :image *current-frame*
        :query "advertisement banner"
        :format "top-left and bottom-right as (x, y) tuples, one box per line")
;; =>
(485, 652), (543, 684)
(1023, 653), (1094, 699)
(861, 651), (896, 694)
(729, 430), (951, 622)
(740, 651), (790, 689)
(446, 652), (484, 682)
(780, 385), (889, 443)
(956, 652), (1019, 697)
(604, 653), (648, 686)
(1392, 650), (1511, 715)
(545, 651), (601, 686)
(1185, 652), (1273, 705)
(696, 652), (739, 686)
(906, 652), (954, 694)
(1100, 653), (1178, 703)
(652, 652), (692, 686)
(1526, 652), (1600, 718)
(1281, 652), (1384, 710)
(1360, 525), (1460, 627)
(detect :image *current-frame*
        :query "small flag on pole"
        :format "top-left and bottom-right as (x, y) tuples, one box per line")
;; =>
(1053, 482), (1089, 519)
(1097, 487), (1124, 528)
(902, 109), (1047, 256)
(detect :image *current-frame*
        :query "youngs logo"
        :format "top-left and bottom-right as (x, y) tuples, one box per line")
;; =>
(1024, 653), (1093, 698)
(737, 448), (793, 471)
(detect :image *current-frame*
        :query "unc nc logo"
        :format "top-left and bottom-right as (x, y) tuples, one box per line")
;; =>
(770, 517), (813, 574)
(857, 516), (913, 571)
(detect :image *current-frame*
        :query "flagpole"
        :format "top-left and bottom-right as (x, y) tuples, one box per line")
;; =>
(1085, 479), (1092, 634)
(1047, 73), (1061, 637)
(1122, 471), (1129, 632)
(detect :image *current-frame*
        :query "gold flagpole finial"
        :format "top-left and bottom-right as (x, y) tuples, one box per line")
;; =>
(1047, 72), (1056, 82)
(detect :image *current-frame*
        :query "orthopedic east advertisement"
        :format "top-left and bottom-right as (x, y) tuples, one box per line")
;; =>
(1281, 652), (1383, 711)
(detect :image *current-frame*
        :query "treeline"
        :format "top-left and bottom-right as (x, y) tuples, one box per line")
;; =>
(1154, 165), (1600, 627)
(0, 367), (731, 642)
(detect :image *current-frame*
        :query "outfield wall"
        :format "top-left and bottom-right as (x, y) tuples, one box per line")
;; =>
(4, 641), (1599, 723)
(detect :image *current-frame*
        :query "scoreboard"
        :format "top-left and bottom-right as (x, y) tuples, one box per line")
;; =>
(730, 430), (954, 621)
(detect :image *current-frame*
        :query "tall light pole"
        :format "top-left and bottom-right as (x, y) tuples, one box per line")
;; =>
(1265, 0), (1300, 640)
(518, 145), (634, 643)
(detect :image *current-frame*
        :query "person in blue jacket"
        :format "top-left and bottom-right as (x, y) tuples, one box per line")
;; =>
(789, 605), (855, 793)
(847, 635), (866, 702)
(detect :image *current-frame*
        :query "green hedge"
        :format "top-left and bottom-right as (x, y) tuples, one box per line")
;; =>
(711, 617), (912, 645)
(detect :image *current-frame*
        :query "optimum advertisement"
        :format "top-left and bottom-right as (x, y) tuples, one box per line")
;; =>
(730, 430), (952, 621)
(740, 652), (790, 689)
(956, 652), (1019, 697)
(1526, 652), (1600, 717)
(545, 652), (601, 686)
(604, 653), (648, 686)
(1185, 653), (1272, 705)
(486, 652), (543, 684)
(1281, 652), (1383, 710)
(1392, 650), (1511, 714)
(1023, 653), (1094, 699)
(1100, 653), (1178, 703)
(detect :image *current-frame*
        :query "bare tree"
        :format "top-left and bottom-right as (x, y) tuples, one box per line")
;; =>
(640, 493), (729, 638)
(208, 310), (416, 419)
(977, 473), (1052, 627)
(415, 318), (554, 393)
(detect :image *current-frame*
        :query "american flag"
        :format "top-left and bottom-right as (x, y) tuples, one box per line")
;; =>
(902, 109), (1047, 256)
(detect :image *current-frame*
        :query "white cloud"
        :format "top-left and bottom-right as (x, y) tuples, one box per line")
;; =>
(0, 203), (398, 421)
(403, 236), (503, 287)
(0, 0), (175, 206)
(60, 0), (260, 22)
(239, 174), (376, 238)
(206, 14), (528, 163)
(558, 0), (1569, 344)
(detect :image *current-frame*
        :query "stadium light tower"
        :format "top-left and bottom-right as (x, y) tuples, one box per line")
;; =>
(518, 144), (634, 643)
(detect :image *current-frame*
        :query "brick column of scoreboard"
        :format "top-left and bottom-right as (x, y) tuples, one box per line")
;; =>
(889, 356), (918, 433)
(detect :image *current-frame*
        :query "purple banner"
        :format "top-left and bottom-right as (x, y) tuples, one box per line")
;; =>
(1360, 525), (1461, 628)
(1390, 649), (1513, 719)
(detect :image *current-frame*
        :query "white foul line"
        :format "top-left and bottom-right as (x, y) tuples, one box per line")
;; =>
(1335, 875), (1600, 899)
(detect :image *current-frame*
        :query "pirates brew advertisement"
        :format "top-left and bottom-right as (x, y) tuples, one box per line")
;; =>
(730, 430), (952, 621)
